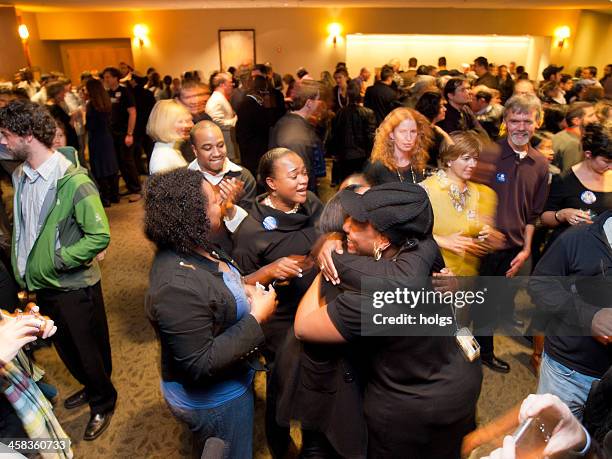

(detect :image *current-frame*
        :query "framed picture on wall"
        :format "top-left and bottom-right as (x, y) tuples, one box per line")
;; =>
(218, 29), (256, 71)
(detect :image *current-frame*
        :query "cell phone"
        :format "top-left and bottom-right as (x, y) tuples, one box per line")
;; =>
(512, 416), (553, 459)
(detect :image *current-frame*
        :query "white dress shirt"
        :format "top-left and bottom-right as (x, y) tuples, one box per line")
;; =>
(205, 91), (237, 128)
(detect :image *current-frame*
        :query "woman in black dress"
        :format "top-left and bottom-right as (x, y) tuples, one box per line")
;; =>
(231, 147), (323, 457)
(232, 147), (323, 359)
(295, 183), (482, 459)
(85, 78), (119, 207)
(540, 123), (612, 246)
(364, 107), (433, 185)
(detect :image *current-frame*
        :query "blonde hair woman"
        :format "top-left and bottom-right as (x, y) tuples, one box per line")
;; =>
(364, 107), (433, 185)
(147, 99), (193, 174)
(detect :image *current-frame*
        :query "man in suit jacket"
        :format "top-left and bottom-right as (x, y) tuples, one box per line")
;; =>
(205, 72), (240, 162)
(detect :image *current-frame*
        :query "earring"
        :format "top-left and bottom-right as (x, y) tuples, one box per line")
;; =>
(374, 245), (382, 261)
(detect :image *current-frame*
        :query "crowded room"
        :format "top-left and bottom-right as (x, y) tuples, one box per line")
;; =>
(0, 0), (611, 458)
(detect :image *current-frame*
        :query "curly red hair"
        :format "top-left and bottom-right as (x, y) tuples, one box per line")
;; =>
(370, 107), (432, 172)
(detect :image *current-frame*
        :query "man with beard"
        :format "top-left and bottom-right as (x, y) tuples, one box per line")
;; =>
(474, 94), (550, 373)
(0, 100), (116, 440)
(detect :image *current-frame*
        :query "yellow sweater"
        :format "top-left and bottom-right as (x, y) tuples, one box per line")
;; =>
(421, 171), (497, 276)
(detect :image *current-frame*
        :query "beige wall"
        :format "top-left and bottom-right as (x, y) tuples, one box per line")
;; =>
(58, 39), (133, 83)
(19, 12), (63, 76)
(0, 7), (27, 81)
(571, 10), (612, 77)
(16, 7), (608, 81)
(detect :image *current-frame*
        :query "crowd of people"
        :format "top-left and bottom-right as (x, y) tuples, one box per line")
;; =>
(0, 53), (611, 459)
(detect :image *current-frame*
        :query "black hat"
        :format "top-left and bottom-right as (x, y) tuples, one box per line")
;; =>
(542, 65), (564, 81)
(339, 182), (433, 246)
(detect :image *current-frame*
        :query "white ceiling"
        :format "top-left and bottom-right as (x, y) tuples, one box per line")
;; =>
(4, 0), (612, 12)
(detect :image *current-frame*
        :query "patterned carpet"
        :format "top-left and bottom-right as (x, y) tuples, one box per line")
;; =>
(24, 178), (538, 459)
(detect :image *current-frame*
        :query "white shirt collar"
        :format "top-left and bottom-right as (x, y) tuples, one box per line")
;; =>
(187, 158), (242, 185)
(511, 147), (528, 160)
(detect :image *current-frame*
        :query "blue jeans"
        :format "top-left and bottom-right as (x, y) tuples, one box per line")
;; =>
(166, 388), (254, 459)
(537, 352), (599, 421)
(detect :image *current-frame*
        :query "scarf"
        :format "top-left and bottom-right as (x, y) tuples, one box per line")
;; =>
(0, 353), (73, 459)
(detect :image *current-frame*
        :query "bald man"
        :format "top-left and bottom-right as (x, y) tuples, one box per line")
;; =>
(205, 72), (240, 161)
(187, 121), (256, 252)
(189, 120), (256, 209)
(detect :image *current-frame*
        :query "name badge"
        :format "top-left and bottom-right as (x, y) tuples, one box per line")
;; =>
(115, 91), (121, 98)
(496, 173), (507, 183)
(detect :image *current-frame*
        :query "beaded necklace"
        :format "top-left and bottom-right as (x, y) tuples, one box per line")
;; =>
(263, 195), (300, 214)
(396, 165), (417, 183)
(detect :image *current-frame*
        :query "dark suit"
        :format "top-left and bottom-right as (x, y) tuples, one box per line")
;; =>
(475, 72), (499, 90)
(364, 81), (399, 126)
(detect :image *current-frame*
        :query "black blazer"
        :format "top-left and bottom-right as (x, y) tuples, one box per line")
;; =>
(145, 249), (264, 389)
(327, 104), (376, 161)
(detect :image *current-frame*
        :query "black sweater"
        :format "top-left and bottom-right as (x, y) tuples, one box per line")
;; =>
(232, 192), (323, 358)
(529, 210), (612, 377)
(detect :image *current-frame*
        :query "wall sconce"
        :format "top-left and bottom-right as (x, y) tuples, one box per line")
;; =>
(17, 23), (32, 67)
(327, 22), (342, 48)
(133, 23), (150, 48)
(18, 24), (29, 41)
(554, 26), (570, 49)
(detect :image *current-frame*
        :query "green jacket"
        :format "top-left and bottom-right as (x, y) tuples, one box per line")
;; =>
(11, 163), (110, 291)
